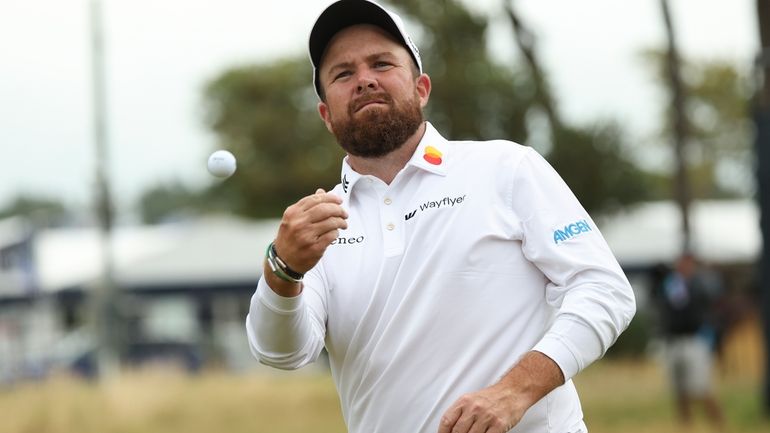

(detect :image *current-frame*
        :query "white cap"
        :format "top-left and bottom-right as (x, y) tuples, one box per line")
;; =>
(308, 0), (422, 99)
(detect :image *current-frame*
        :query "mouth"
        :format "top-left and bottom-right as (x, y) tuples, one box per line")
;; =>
(354, 98), (388, 113)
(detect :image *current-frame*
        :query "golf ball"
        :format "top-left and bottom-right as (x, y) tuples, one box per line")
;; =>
(207, 150), (236, 178)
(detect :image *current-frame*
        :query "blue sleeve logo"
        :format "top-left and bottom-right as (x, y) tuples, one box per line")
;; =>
(553, 219), (592, 244)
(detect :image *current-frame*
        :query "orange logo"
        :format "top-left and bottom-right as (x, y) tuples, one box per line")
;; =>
(423, 146), (443, 165)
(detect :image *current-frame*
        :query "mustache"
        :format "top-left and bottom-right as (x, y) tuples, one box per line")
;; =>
(350, 92), (393, 113)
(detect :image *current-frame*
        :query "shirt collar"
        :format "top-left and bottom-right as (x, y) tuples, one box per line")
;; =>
(338, 121), (450, 199)
(406, 122), (450, 176)
(339, 160), (363, 199)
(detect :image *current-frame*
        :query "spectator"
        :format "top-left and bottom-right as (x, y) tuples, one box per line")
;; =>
(652, 253), (725, 428)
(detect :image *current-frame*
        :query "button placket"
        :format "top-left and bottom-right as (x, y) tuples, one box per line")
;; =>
(376, 188), (403, 257)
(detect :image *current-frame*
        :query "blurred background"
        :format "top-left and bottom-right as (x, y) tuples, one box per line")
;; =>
(0, 0), (768, 432)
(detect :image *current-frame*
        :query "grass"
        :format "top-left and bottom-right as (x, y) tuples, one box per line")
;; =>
(575, 360), (766, 433)
(0, 360), (766, 433)
(0, 368), (346, 433)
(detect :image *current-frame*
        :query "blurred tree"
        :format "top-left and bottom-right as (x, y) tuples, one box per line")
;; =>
(198, 0), (652, 220)
(643, 50), (754, 199)
(659, 0), (693, 253)
(138, 182), (207, 224)
(548, 124), (655, 214)
(686, 62), (754, 196)
(202, 0), (536, 219)
(393, 0), (532, 141)
(502, 0), (653, 214)
(502, 0), (560, 132)
(204, 58), (343, 218)
(0, 195), (69, 227)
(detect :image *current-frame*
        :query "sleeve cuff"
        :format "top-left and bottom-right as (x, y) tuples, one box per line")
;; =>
(256, 276), (303, 314)
(531, 316), (603, 381)
(532, 335), (581, 381)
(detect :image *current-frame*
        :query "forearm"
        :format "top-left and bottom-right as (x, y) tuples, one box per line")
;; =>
(246, 188), (346, 369)
(245, 275), (324, 369)
(496, 351), (565, 412)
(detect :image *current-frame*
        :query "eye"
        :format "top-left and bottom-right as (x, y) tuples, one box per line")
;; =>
(333, 70), (352, 81)
(374, 61), (392, 69)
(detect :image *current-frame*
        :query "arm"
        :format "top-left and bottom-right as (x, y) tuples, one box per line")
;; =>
(438, 149), (635, 432)
(515, 149), (636, 380)
(245, 189), (348, 369)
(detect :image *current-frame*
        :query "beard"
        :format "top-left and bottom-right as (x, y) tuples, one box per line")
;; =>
(329, 90), (424, 158)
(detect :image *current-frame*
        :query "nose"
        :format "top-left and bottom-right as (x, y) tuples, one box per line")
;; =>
(356, 74), (378, 94)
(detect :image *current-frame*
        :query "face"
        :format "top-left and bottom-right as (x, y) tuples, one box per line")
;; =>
(317, 24), (431, 158)
(676, 255), (697, 277)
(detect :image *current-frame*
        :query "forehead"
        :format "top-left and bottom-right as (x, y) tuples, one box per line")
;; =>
(320, 24), (408, 68)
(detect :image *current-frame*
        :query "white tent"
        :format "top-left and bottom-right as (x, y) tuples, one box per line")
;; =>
(598, 199), (760, 267)
(30, 216), (280, 293)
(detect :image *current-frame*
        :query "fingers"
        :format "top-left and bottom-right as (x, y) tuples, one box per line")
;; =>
(438, 391), (517, 433)
(272, 188), (349, 273)
(439, 406), (477, 433)
(282, 201), (347, 239)
(282, 191), (347, 230)
(438, 405), (462, 433)
(451, 412), (476, 433)
(316, 227), (342, 245)
(296, 188), (344, 212)
(314, 216), (348, 234)
(306, 202), (348, 224)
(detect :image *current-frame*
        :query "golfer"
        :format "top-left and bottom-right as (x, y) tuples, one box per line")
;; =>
(247, 1), (636, 432)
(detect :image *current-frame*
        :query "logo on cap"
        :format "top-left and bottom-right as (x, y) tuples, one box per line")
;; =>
(405, 35), (421, 64)
(423, 146), (443, 165)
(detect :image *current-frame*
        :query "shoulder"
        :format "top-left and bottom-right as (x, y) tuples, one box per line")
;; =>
(445, 138), (538, 176)
(449, 138), (532, 162)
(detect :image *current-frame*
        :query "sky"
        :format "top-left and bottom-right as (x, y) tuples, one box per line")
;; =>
(0, 0), (760, 221)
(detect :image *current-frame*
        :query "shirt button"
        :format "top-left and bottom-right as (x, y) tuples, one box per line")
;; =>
(386, 223), (395, 231)
(384, 197), (392, 205)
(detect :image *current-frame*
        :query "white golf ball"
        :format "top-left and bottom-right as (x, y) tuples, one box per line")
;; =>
(207, 150), (237, 178)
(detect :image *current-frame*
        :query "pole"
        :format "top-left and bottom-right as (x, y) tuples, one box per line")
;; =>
(89, 0), (119, 377)
(755, 0), (770, 416)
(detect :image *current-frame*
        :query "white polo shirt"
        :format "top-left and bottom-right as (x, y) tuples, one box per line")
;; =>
(247, 122), (636, 433)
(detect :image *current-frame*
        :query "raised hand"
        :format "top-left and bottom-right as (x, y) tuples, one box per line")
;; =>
(265, 188), (348, 295)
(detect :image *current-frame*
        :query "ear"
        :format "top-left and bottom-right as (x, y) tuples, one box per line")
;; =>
(415, 73), (432, 109)
(317, 101), (334, 134)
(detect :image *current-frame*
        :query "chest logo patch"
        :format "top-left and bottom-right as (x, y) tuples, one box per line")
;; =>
(423, 146), (443, 165)
(404, 194), (466, 221)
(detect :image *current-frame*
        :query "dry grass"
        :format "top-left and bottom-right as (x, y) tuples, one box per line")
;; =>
(0, 360), (765, 433)
(575, 360), (765, 433)
(0, 368), (346, 433)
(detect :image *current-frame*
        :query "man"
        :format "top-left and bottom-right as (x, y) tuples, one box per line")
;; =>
(246, 1), (636, 432)
(653, 254), (724, 428)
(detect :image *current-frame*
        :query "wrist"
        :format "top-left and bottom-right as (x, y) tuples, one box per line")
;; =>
(266, 241), (304, 283)
(498, 351), (564, 410)
(263, 259), (302, 297)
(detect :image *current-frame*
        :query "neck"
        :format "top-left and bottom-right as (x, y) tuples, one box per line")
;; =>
(346, 122), (427, 184)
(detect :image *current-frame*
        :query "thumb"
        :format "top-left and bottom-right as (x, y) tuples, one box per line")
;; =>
(315, 188), (326, 195)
